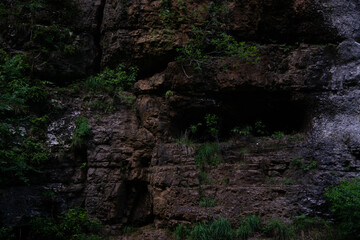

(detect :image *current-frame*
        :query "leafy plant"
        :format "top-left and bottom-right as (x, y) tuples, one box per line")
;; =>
(271, 131), (285, 139)
(324, 178), (360, 238)
(205, 114), (219, 137)
(71, 116), (91, 149)
(0, 227), (15, 240)
(291, 156), (317, 171)
(32, 24), (74, 53)
(175, 0), (259, 72)
(165, 90), (174, 98)
(84, 64), (138, 107)
(231, 126), (252, 136)
(254, 121), (266, 136)
(85, 64), (138, 93)
(30, 207), (103, 240)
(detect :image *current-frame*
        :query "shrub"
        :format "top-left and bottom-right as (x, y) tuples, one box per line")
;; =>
(30, 207), (103, 240)
(85, 64), (138, 93)
(0, 227), (15, 240)
(324, 178), (360, 238)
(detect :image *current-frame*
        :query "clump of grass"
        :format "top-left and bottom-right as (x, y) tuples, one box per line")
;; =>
(174, 224), (190, 240)
(199, 171), (213, 185)
(236, 215), (262, 239)
(199, 195), (216, 207)
(190, 217), (234, 240)
(263, 218), (295, 240)
(195, 142), (222, 169)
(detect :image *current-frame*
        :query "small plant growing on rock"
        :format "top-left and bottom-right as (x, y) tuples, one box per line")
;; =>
(195, 142), (222, 169)
(199, 195), (216, 207)
(165, 90), (174, 98)
(271, 131), (285, 139)
(231, 125), (252, 136)
(71, 115), (91, 149)
(84, 64), (138, 107)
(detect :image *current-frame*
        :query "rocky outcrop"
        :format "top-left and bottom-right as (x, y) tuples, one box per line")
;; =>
(2, 0), (360, 238)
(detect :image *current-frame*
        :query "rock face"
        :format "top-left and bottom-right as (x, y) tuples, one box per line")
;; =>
(2, 0), (360, 238)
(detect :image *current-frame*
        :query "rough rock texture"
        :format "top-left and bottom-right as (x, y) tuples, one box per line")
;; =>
(2, 0), (360, 238)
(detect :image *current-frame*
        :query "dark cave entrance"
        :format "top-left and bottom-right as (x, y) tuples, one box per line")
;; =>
(170, 90), (309, 141)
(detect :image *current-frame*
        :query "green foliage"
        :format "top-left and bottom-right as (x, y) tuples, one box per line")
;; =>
(176, 134), (194, 146)
(291, 156), (317, 171)
(199, 171), (213, 185)
(71, 116), (91, 149)
(236, 215), (262, 240)
(236, 223), (252, 240)
(263, 218), (295, 240)
(205, 114), (219, 136)
(32, 24), (74, 53)
(30, 207), (103, 240)
(165, 90), (174, 98)
(292, 215), (334, 240)
(122, 226), (134, 235)
(0, 227), (15, 240)
(254, 121), (266, 136)
(85, 64), (138, 107)
(174, 224), (190, 240)
(271, 131), (285, 139)
(190, 218), (234, 240)
(324, 178), (360, 238)
(190, 123), (203, 134)
(0, 52), (50, 185)
(189, 114), (219, 141)
(175, 0), (259, 72)
(85, 64), (138, 93)
(0, 51), (48, 115)
(246, 215), (262, 232)
(0, 128), (49, 185)
(195, 142), (222, 169)
(199, 195), (216, 207)
(231, 126), (252, 136)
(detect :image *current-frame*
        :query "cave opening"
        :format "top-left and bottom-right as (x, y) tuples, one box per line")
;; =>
(170, 90), (309, 141)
